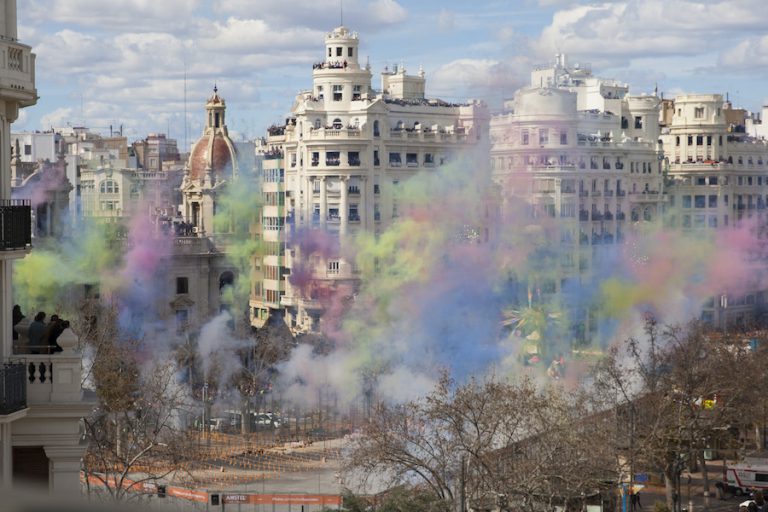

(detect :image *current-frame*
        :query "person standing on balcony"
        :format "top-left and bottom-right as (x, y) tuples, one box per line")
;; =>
(12, 304), (24, 341)
(28, 311), (46, 354)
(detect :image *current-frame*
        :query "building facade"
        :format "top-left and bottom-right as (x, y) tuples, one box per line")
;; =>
(0, 0), (92, 494)
(660, 94), (768, 327)
(490, 55), (664, 343)
(249, 25), (489, 333)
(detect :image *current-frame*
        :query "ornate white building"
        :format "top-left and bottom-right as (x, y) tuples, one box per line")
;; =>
(0, 0), (92, 494)
(661, 94), (768, 327)
(250, 25), (489, 333)
(490, 55), (664, 343)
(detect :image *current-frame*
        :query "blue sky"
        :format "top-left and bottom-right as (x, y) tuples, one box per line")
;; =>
(16, 0), (768, 149)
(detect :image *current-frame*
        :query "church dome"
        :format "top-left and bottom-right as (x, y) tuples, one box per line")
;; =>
(187, 86), (239, 181)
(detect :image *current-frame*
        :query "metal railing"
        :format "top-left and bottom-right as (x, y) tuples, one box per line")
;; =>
(0, 200), (31, 250)
(0, 362), (27, 414)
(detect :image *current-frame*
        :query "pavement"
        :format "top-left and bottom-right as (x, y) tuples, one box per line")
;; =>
(640, 460), (744, 512)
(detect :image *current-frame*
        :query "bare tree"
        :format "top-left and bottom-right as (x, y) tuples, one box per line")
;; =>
(346, 374), (612, 512)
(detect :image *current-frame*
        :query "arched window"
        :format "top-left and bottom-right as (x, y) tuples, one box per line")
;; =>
(373, 120), (380, 137)
(314, 118), (322, 129)
(100, 180), (119, 194)
(332, 118), (343, 129)
(219, 271), (234, 291)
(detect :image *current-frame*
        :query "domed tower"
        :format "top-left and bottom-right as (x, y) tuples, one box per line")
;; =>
(182, 86), (240, 234)
(311, 26), (372, 108)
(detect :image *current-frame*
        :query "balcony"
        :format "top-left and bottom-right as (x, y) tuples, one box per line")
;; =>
(579, 210), (589, 221)
(10, 320), (89, 408)
(0, 200), (31, 251)
(0, 40), (36, 107)
(616, 212), (626, 221)
(0, 362), (26, 414)
(348, 186), (360, 195)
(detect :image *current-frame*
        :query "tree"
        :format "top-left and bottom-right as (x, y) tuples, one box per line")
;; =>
(345, 374), (613, 512)
(592, 317), (758, 510)
(76, 301), (200, 503)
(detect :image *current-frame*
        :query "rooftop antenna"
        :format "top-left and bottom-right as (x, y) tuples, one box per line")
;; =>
(340, 0), (343, 26)
(183, 58), (188, 153)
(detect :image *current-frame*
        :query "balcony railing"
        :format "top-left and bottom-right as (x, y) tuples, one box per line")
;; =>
(0, 199), (31, 250)
(0, 362), (26, 414)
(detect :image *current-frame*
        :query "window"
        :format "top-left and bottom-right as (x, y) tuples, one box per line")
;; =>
(539, 128), (549, 145)
(406, 153), (418, 167)
(695, 195), (705, 208)
(389, 152), (401, 166)
(709, 215), (718, 228)
(336, 47), (342, 57)
(99, 180), (119, 194)
(24, 144), (31, 155)
(374, 150), (380, 166)
(328, 260), (340, 274)
(328, 48), (332, 57)
(348, 47), (353, 57)
(560, 130), (567, 145)
(326, 151), (340, 166)
(696, 177), (706, 185)
(708, 195), (718, 208)
(682, 195), (692, 208)
(634, 116), (643, 129)
(333, 85), (343, 101)
(521, 129), (529, 145)
(352, 85), (362, 101)
(176, 277), (189, 294)
(694, 107), (704, 118)
(424, 153), (434, 166)
(348, 151), (360, 166)
(688, 136), (693, 146)
(311, 152), (319, 166)
(709, 176), (718, 185)
(675, 136), (680, 147)
(706, 135), (712, 146)
(373, 120), (380, 137)
(348, 204), (359, 221)
(316, 86), (323, 100)
(696, 136), (703, 146)
(590, 156), (598, 170)
(682, 214), (691, 228)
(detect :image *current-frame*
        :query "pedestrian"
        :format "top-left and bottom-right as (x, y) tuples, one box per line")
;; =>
(631, 491), (642, 510)
(28, 311), (46, 354)
(47, 316), (66, 353)
(754, 492), (765, 512)
(12, 304), (24, 341)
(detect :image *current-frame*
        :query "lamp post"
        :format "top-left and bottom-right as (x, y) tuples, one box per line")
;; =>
(203, 381), (209, 445)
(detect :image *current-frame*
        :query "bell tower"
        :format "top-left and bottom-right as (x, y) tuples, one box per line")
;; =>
(205, 85), (228, 135)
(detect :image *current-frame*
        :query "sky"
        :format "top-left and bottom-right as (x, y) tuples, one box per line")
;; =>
(16, 0), (768, 150)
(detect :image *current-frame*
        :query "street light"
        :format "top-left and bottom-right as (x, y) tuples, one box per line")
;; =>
(203, 382), (209, 445)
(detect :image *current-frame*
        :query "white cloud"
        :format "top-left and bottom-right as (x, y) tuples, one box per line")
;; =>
(718, 35), (768, 69)
(27, 0), (202, 32)
(40, 107), (75, 128)
(214, 0), (407, 31)
(200, 17), (322, 54)
(430, 57), (531, 104)
(534, 0), (768, 64)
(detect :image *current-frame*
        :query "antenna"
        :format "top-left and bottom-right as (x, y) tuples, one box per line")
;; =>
(340, 0), (343, 26)
(183, 58), (188, 154)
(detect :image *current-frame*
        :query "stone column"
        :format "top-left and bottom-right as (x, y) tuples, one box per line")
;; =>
(44, 445), (87, 494)
(319, 176), (327, 228)
(304, 175), (312, 227)
(1, 423), (11, 489)
(340, 176), (349, 235)
(359, 175), (368, 230)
